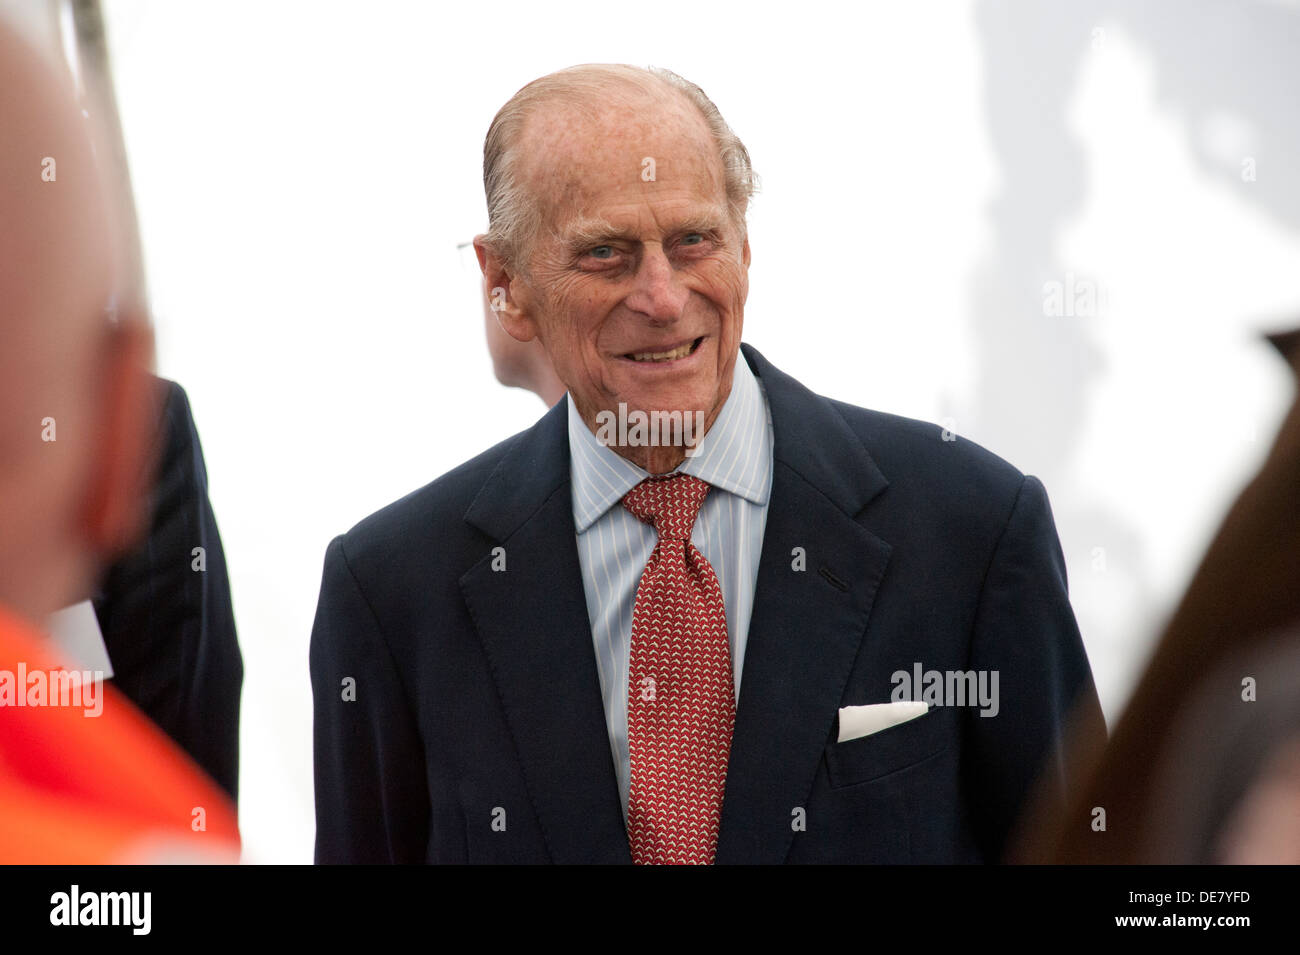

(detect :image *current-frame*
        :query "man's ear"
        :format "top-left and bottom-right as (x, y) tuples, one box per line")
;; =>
(742, 235), (751, 268)
(473, 234), (539, 343)
(80, 316), (159, 560)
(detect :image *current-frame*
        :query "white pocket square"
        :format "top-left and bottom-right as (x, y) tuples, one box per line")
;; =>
(837, 701), (929, 742)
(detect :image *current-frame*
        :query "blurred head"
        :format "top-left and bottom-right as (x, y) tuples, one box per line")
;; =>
(474, 65), (756, 473)
(477, 269), (566, 408)
(0, 22), (155, 623)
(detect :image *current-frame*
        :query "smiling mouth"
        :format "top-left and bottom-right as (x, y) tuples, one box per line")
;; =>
(624, 336), (705, 363)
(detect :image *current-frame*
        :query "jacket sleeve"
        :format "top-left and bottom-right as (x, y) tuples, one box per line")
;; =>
(94, 378), (243, 802)
(963, 474), (1107, 861)
(309, 535), (429, 863)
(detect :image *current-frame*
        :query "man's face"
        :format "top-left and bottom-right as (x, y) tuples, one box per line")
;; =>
(500, 92), (750, 470)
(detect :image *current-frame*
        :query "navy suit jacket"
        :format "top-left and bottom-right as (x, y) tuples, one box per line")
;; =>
(310, 344), (1104, 863)
(95, 378), (243, 801)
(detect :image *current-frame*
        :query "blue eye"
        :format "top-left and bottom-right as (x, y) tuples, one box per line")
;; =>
(589, 245), (615, 259)
(681, 233), (704, 245)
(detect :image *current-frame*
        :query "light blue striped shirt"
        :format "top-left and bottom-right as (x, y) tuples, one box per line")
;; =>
(567, 354), (775, 820)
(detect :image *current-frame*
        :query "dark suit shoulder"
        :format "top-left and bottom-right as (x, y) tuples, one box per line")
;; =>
(331, 428), (525, 582)
(821, 398), (1032, 553)
(829, 398), (1025, 493)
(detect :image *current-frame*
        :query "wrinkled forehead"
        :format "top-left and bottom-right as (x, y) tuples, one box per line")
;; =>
(516, 92), (727, 230)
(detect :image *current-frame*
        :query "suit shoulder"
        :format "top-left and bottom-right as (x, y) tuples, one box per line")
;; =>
(334, 429), (523, 563)
(827, 398), (1027, 500)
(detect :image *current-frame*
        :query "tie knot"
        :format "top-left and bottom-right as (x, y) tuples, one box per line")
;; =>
(622, 473), (710, 541)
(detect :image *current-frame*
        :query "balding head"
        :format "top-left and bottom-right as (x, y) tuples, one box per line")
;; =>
(0, 20), (154, 622)
(480, 65), (756, 271)
(473, 65), (756, 473)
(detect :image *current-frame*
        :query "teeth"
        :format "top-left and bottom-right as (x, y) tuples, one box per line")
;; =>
(629, 341), (694, 362)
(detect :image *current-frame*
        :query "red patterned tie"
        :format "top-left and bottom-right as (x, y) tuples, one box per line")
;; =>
(622, 472), (735, 865)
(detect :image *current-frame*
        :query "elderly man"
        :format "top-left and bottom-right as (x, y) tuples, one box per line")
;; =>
(310, 64), (1105, 864)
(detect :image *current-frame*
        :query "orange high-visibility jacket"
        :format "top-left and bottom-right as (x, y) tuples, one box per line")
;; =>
(0, 604), (240, 863)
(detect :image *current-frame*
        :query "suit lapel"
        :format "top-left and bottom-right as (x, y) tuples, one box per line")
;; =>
(460, 401), (632, 863)
(457, 344), (894, 866)
(714, 345), (893, 864)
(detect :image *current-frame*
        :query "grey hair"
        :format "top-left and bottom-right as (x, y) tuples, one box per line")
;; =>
(481, 64), (758, 269)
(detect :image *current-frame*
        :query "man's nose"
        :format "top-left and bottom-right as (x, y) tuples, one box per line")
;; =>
(624, 245), (689, 322)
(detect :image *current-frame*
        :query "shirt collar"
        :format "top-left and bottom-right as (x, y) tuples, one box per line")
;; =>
(567, 352), (773, 534)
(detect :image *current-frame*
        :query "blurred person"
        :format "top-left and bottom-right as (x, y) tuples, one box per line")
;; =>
(0, 19), (239, 863)
(90, 375), (244, 802)
(27, 0), (245, 803)
(480, 272), (566, 407)
(311, 64), (1104, 864)
(1149, 626), (1300, 864)
(1021, 328), (1300, 864)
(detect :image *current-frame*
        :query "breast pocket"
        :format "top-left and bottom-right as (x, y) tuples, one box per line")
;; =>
(824, 707), (950, 789)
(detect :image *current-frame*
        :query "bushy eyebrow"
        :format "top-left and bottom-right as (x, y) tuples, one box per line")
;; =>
(559, 209), (730, 255)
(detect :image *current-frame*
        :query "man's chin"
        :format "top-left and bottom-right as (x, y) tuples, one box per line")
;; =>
(610, 388), (715, 420)
(585, 385), (719, 466)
